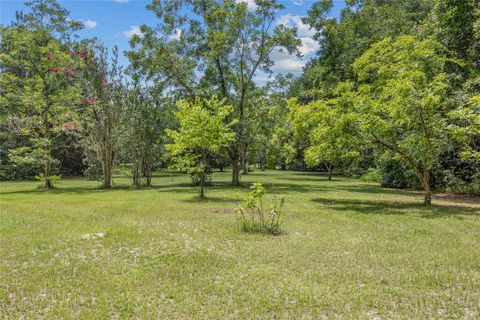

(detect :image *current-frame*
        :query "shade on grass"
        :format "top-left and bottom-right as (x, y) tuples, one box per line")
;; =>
(1, 170), (479, 318)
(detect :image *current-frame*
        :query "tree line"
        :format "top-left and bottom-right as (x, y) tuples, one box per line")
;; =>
(1, 0), (479, 204)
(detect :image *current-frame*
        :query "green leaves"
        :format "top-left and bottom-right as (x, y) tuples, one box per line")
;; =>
(166, 96), (236, 176)
(289, 95), (360, 169)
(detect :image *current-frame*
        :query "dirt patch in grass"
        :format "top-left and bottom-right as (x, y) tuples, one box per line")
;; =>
(210, 208), (232, 215)
(433, 193), (480, 208)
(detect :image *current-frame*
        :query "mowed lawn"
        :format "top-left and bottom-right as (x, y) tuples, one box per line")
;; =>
(1, 170), (479, 319)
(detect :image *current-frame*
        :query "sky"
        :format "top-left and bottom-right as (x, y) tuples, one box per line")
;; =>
(0, 0), (346, 85)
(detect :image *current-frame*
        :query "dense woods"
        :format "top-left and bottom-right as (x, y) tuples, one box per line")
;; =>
(1, 0), (479, 204)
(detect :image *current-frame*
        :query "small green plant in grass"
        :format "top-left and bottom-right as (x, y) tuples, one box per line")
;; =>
(235, 182), (286, 235)
(35, 173), (61, 188)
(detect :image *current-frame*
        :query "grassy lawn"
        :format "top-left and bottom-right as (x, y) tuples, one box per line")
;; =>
(1, 170), (479, 319)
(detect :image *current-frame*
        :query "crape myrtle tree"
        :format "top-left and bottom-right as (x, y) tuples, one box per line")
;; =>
(166, 97), (237, 198)
(0, 0), (83, 188)
(351, 36), (450, 205)
(127, 0), (300, 185)
(76, 43), (123, 188)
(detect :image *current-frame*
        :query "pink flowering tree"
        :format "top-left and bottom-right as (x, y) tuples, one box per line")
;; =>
(0, 26), (81, 188)
(75, 43), (124, 188)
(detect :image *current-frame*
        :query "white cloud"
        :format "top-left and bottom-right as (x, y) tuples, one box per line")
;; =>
(83, 19), (97, 29)
(299, 37), (320, 56)
(276, 14), (315, 38)
(169, 28), (182, 41)
(293, 0), (304, 6)
(265, 37), (319, 76)
(271, 57), (305, 74)
(114, 0), (129, 3)
(122, 25), (142, 38)
(264, 14), (320, 75)
(253, 76), (272, 87)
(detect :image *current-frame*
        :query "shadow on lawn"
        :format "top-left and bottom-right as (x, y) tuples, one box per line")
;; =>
(0, 183), (197, 195)
(181, 196), (241, 203)
(312, 197), (480, 218)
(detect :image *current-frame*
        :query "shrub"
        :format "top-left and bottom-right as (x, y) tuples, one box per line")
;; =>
(442, 170), (480, 195)
(360, 168), (382, 182)
(35, 173), (61, 187)
(235, 182), (286, 235)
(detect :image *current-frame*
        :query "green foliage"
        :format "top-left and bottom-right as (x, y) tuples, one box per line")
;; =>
(300, 0), (434, 100)
(235, 182), (286, 235)
(352, 35), (450, 204)
(0, 9), (81, 188)
(360, 168), (382, 183)
(449, 94), (480, 160)
(166, 97), (236, 197)
(119, 78), (171, 187)
(128, 0), (301, 184)
(34, 173), (61, 187)
(76, 43), (124, 188)
(441, 169), (480, 195)
(288, 92), (360, 177)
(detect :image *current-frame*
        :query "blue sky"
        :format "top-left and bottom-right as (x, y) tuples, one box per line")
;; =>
(1, 0), (346, 85)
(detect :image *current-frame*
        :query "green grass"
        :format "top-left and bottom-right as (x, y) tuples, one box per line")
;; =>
(1, 170), (479, 319)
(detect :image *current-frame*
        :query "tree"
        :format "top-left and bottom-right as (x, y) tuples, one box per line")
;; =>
(166, 97), (236, 198)
(289, 90), (360, 180)
(352, 36), (449, 205)
(0, 27), (80, 188)
(299, 0), (434, 101)
(120, 80), (172, 187)
(76, 44), (123, 188)
(128, 0), (300, 185)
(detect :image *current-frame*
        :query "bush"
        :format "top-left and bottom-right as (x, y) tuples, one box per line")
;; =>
(442, 170), (480, 195)
(378, 157), (420, 189)
(34, 173), (61, 187)
(360, 168), (382, 182)
(235, 182), (286, 235)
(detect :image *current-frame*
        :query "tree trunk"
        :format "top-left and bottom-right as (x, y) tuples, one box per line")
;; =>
(103, 112), (113, 188)
(421, 169), (432, 205)
(232, 152), (240, 185)
(242, 147), (248, 175)
(260, 152), (266, 171)
(200, 171), (205, 198)
(145, 164), (152, 187)
(327, 163), (333, 181)
(43, 104), (52, 189)
(219, 163), (224, 172)
(44, 140), (51, 189)
(132, 159), (140, 186)
(103, 157), (112, 188)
